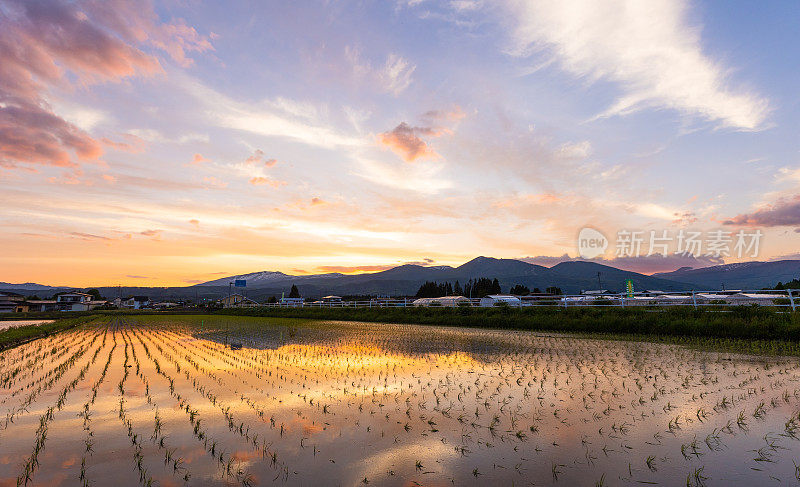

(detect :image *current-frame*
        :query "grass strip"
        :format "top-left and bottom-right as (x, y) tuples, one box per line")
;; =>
(0, 317), (97, 351)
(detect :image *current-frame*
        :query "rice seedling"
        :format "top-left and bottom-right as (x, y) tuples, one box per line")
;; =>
(3, 315), (800, 485)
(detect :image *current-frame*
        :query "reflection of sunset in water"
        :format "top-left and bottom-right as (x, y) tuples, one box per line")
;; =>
(2, 316), (800, 486)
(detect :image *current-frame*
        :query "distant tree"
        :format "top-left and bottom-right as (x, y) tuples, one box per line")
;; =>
(509, 284), (530, 296)
(267, 296), (278, 303)
(86, 288), (105, 300)
(462, 277), (501, 298)
(545, 286), (563, 295)
(25, 295), (41, 300)
(532, 287), (541, 294)
(288, 285), (301, 298)
(775, 279), (800, 290)
(416, 281), (448, 298)
(454, 280), (463, 295)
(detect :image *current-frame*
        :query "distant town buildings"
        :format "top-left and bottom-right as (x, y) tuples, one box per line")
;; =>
(218, 293), (258, 308)
(278, 296), (304, 306)
(114, 296), (151, 309)
(0, 292), (28, 313)
(56, 293), (106, 311)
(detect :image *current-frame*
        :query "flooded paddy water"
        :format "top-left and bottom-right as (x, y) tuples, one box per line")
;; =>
(2, 315), (800, 486)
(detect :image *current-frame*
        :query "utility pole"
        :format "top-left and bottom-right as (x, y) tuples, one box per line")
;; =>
(597, 272), (602, 290)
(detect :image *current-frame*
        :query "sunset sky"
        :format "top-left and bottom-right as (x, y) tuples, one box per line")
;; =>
(1, 0), (799, 287)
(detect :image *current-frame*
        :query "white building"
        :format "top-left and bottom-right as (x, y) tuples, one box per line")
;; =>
(57, 293), (105, 311)
(217, 294), (258, 308)
(115, 296), (151, 309)
(278, 297), (304, 306)
(479, 295), (521, 307)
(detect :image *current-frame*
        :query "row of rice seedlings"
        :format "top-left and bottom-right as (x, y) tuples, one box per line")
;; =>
(1, 330), (89, 402)
(7, 317), (798, 485)
(79, 327), (116, 487)
(0, 330), (86, 391)
(120, 327), (191, 482)
(137, 327), (277, 473)
(152, 328), (312, 451)
(3, 330), (93, 401)
(15, 330), (102, 486)
(1, 330), (100, 432)
(129, 325), (261, 485)
(211, 320), (800, 483)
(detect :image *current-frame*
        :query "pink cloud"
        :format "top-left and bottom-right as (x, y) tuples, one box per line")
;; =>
(69, 231), (110, 241)
(421, 106), (466, 123)
(0, 102), (101, 167)
(101, 134), (146, 153)
(0, 0), (212, 171)
(48, 169), (93, 185)
(316, 265), (395, 273)
(191, 153), (209, 164)
(377, 122), (445, 162)
(79, 0), (214, 67)
(723, 195), (800, 227)
(245, 149), (278, 167)
(202, 175), (227, 189)
(250, 177), (286, 188)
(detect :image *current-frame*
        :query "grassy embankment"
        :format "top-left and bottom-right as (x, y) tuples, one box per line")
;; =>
(215, 305), (800, 355)
(0, 309), (198, 322)
(0, 316), (99, 351)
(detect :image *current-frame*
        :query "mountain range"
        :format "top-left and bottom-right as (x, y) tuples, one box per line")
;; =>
(4, 257), (797, 301)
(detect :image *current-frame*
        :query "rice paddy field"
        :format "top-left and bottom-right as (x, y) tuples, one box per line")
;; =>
(3, 315), (800, 486)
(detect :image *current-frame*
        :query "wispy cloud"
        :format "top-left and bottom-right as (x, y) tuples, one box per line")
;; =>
(178, 75), (366, 149)
(345, 47), (416, 95)
(315, 265), (395, 273)
(70, 231), (111, 241)
(504, 0), (769, 130)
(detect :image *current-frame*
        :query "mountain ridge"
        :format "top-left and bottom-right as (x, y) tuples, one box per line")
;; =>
(3, 257), (798, 300)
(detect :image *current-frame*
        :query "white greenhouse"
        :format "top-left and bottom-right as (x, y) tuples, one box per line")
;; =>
(479, 295), (522, 307)
(412, 296), (471, 307)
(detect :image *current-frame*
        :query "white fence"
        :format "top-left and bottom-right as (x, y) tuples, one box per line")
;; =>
(228, 289), (798, 311)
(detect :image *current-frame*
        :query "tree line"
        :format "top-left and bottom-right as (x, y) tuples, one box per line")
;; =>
(415, 278), (563, 298)
(774, 279), (800, 290)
